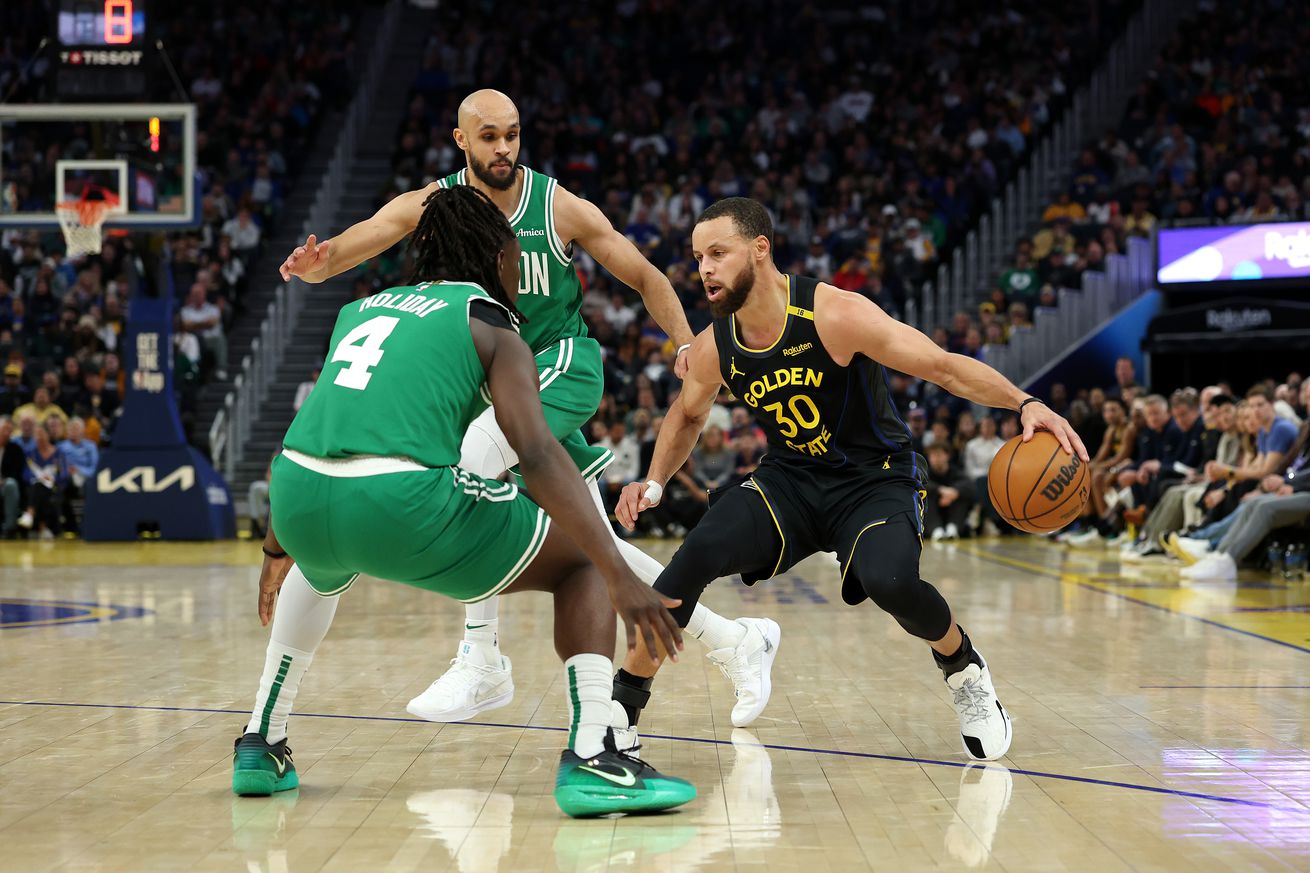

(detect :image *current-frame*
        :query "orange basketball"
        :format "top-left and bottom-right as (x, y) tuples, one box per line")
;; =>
(986, 431), (1088, 534)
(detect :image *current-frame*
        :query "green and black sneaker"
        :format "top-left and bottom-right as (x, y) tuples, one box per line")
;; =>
(554, 731), (696, 818)
(232, 732), (299, 797)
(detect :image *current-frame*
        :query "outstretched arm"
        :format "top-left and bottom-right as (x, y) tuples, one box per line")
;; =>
(556, 187), (695, 376)
(815, 284), (1090, 461)
(472, 314), (682, 660)
(615, 328), (722, 529)
(279, 184), (437, 283)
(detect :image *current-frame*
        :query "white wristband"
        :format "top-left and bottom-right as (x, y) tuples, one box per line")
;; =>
(676, 343), (692, 357)
(643, 480), (664, 506)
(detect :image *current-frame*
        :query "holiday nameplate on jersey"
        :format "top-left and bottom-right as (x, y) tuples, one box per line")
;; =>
(55, 1), (154, 100)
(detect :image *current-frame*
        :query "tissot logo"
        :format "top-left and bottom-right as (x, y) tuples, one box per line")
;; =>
(1205, 308), (1272, 332)
(97, 466), (196, 494)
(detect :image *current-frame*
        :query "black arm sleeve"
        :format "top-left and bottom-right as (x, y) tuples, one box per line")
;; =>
(469, 299), (513, 331)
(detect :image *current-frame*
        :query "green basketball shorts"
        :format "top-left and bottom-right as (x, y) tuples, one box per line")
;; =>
(270, 451), (550, 600)
(532, 335), (612, 480)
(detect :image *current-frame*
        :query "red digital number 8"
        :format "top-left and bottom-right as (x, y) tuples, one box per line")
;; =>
(104, 1), (133, 45)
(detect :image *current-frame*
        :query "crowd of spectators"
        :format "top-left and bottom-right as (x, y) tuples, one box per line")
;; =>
(364, 1), (1135, 320)
(1053, 359), (1310, 581)
(969, 0), (1310, 366)
(0, 1), (364, 536)
(352, 0), (1139, 535)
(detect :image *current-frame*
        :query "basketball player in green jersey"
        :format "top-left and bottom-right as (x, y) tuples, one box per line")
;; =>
(237, 185), (695, 817)
(279, 90), (777, 730)
(613, 198), (1088, 761)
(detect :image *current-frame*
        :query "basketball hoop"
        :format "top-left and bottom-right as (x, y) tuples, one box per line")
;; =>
(57, 186), (121, 257)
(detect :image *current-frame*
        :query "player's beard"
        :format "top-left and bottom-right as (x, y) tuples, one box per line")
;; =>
(708, 262), (755, 318)
(469, 153), (518, 191)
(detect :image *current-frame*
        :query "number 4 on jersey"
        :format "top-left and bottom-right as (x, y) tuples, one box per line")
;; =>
(331, 315), (400, 390)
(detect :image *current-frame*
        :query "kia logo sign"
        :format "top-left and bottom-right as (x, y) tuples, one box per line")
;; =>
(96, 466), (196, 494)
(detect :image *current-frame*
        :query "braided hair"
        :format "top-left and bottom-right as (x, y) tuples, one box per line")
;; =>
(409, 184), (524, 324)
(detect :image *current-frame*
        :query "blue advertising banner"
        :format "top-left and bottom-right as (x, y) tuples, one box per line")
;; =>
(82, 290), (235, 541)
(1157, 222), (1310, 285)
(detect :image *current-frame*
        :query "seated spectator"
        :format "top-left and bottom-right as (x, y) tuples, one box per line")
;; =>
(1130, 390), (1233, 553)
(907, 407), (928, 453)
(248, 456), (274, 539)
(997, 252), (1039, 304)
(1177, 484), (1310, 581)
(0, 364), (30, 416)
(692, 425), (735, 492)
(599, 421), (640, 514)
(1107, 356), (1142, 400)
(17, 424), (66, 539)
(221, 208), (263, 261)
(180, 283), (228, 380)
(924, 443), (974, 540)
(80, 371), (118, 441)
(13, 387), (68, 428)
(294, 367), (321, 412)
(964, 415), (1004, 481)
(57, 417), (98, 535)
(1066, 397), (1136, 544)
(732, 429), (764, 483)
(1042, 192), (1087, 224)
(1, 416), (24, 537)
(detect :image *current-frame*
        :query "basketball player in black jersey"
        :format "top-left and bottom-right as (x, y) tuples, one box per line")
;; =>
(613, 198), (1088, 761)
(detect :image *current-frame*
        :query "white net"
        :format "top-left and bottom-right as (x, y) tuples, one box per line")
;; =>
(56, 200), (113, 257)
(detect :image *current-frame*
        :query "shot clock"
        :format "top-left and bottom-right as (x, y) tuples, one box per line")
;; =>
(55, 1), (154, 99)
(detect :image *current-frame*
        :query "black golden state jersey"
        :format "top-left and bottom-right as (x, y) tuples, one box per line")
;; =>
(713, 275), (911, 469)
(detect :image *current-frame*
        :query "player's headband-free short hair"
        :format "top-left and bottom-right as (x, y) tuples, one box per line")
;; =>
(695, 197), (774, 248)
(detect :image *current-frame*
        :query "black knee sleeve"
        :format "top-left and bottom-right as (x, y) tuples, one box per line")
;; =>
(846, 515), (952, 641)
(654, 488), (780, 626)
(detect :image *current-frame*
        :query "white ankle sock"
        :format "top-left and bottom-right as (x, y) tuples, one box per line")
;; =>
(564, 653), (613, 758)
(462, 598), (500, 656)
(686, 604), (746, 651)
(245, 565), (340, 742)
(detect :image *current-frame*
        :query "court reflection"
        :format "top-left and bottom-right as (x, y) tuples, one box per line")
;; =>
(395, 730), (783, 872)
(407, 788), (516, 873)
(944, 763), (1014, 868)
(231, 788), (299, 873)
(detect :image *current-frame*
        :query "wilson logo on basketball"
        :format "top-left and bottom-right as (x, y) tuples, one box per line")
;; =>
(1039, 454), (1083, 502)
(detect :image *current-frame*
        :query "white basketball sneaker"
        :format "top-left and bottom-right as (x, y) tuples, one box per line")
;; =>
(1179, 551), (1237, 582)
(707, 618), (781, 727)
(406, 644), (514, 723)
(946, 656), (1012, 761)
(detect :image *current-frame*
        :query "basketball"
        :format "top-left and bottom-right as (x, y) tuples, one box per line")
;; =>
(987, 431), (1088, 534)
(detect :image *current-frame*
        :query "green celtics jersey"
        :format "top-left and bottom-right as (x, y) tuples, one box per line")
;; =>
(284, 282), (507, 468)
(436, 167), (588, 353)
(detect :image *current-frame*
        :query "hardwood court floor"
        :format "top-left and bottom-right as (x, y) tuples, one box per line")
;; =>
(1, 536), (1308, 872)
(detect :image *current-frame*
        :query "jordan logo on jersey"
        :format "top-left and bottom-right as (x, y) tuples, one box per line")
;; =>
(519, 251), (552, 297)
(730, 358), (746, 379)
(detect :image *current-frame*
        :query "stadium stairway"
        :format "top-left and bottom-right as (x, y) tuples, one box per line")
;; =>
(197, 2), (432, 511)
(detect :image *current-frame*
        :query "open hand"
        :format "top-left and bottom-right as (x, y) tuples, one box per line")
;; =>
(1020, 400), (1089, 461)
(257, 553), (294, 625)
(607, 571), (684, 663)
(279, 234), (331, 281)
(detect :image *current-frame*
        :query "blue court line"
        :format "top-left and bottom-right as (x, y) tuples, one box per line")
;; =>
(963, 545), (1310, 656)
(2, 698), (1306, 816)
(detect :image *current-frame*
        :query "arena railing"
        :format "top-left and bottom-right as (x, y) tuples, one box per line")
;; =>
(908, 0), (1198, 333)
(209, 0), (402, 485)
(979, 235), (1154, 386)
